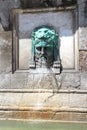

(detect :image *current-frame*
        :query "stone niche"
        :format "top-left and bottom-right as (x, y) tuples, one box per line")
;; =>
(12, 7), (78, 73)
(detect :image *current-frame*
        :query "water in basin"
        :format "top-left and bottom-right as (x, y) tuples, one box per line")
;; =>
(0, 120), (87, 130)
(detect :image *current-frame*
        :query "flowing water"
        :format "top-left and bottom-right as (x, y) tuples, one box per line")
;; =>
(32, 67), (59, 109)
(0, 120), (87, 130)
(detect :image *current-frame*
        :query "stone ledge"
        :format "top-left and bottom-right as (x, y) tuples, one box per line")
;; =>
(13, 6), (76, 14)
(0, 106), (87, 113)
(0, 92), (87, 111)
(0, 89), (87, 94)
(0, 110), (87, 122)
(0, 90), (87, 121)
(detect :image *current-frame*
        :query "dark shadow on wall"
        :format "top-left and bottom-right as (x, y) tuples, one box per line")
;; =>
(0, 0), (77, 31)
(20, 0), (77, 8)
(62, 0), (77, 6)
(0, 0), (21, 31)
(0, 17), (12, 31)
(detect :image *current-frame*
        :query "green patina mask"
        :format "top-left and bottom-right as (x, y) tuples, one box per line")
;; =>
(29, 25), (60, 68)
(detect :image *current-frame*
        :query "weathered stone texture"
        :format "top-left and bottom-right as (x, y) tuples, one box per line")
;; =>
(0, 23), (4, 32)
(0, 0), (87, 91)
(78, 0), (87, 27)
(78, 1), (85, 27)
(81, 73), (87, 89)
(79, 51), (87, 72)
(1, 71), (87, 90)
(0, 0), (20, 30)
(0, 90), (87, 120)
(0, 111), (87, 121)
(0, 32), (12, 73)
(0, 92), (87, 109)
(0, 74), (11, 89)
(0, 0), (87, 121)
(10, 72), (59, 90)
(79, 27), (87, 50)
(26, 73), (59, 90)
(0, 72), (82, 90)
(69, 93), (87, 108)
(56, 73), (80, 89)
(10, 73), (27, 89)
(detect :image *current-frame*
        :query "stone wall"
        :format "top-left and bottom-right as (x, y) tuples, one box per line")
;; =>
(0, 0), (86, 90)
(0, 2), (86, 87)
(0, 0), (87, 121)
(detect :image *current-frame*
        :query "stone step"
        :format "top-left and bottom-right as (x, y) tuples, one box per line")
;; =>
(0, 90), (87, 121)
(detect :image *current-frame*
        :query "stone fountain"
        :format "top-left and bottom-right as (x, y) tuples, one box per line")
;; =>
(28, 25), (61, 91)
(0, 0), (87, 122)
(29, 25), (61, 72)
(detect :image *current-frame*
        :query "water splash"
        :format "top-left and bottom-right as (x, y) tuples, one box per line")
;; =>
(49, 68), (61, 91)
(33, 67), (61, 109)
